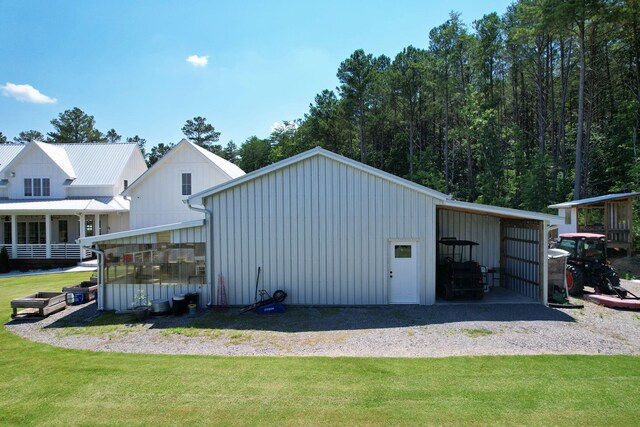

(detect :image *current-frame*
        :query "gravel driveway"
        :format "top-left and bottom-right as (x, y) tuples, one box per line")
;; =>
(6, 280), (640, 358)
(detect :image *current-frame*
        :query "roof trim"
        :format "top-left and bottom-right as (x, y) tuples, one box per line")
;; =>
(77, 219), (205, 246)
(548, 192), (640, 209)
(442, 199), (563, 224)
(188, 147), (450, 204)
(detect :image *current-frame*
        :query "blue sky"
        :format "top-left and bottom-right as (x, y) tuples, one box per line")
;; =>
(0, 0), (512, 150)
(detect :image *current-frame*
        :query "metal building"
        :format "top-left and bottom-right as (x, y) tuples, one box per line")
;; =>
(187, 148), (562, 307)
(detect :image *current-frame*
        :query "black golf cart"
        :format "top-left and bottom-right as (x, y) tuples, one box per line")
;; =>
(437, 237), (485, 300)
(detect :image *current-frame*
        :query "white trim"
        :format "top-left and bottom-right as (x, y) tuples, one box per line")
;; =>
(77, 219), (205, 246)
(188, 147), (450, 205)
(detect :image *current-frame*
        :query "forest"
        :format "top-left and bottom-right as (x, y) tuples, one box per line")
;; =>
(2, 0), (638, 216)
(240, 0), (640, 214)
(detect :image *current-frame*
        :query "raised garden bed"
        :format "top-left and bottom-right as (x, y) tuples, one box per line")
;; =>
(62, 280), (98, 303)
(11, 292), (67, 319)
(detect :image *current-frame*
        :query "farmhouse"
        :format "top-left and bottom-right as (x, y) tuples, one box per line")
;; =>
(0, 141), (147, 269)
(80, 148), (562, 311)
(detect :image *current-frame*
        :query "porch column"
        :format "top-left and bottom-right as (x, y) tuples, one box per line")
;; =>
(95, 214), (101, 236)
(11, 214), (17, 258)
(45, 214), (51, 258)
(79, 214), (86, 261)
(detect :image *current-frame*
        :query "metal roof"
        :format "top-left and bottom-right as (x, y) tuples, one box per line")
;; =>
(0, 196), (129, 214)
(60, 143), (142, 186)
(77, 219), (205, 246)
(548, 192), (640, 209)
(189, 140), (245, 179)
(0, 142), (144, 186)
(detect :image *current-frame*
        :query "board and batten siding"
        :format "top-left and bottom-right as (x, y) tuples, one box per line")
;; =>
(206, 155), (440, 306)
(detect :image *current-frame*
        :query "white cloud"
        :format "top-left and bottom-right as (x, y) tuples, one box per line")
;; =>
(186, 54), (208, 67)
(1, 82), (57, 104)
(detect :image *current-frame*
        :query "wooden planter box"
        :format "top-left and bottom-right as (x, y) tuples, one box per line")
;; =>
(11, 292), (67, 319)
(62, 281), (98, 302)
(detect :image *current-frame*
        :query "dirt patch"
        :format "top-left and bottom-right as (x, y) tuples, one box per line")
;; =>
(610, 255), (640, 279)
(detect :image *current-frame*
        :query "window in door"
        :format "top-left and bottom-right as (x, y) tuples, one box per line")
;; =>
(58, 220), (68, 243)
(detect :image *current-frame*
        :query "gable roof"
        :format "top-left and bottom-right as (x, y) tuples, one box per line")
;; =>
(122, 139), (244, 196)
(188, 147), (450, 205)
(548, 192), (640, 209)
(0, 141), (144, 186)
(1, 141), (76, 180)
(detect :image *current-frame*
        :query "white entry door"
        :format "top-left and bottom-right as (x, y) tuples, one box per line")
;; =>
(389, 241), (419, 304)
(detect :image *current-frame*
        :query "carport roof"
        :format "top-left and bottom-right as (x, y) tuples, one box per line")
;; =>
(442, 199), (563, 224)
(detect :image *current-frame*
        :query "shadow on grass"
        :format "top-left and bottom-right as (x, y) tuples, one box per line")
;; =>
(38, 303), (577, 333)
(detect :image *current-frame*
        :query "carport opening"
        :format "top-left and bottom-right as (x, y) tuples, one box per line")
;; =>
(436, 207), (544, 304)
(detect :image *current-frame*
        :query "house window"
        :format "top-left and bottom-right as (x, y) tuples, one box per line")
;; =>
(182, 173), (192, 196)
(23, 178), (50, 197)
(124, 180), (128, 190)
(58, 220), (68, 243)
(33, 178), (41, 196)
(3, 222), (11, 244)
(24, 179), (32, 196)
(394, 245), (412, 258)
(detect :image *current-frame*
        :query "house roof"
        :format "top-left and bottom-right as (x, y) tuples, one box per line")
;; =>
(77, 219), (204, 246)
(0, 141), (144, 186)
(122, 139), (244, 196)
(0, 196), (130, 214)
(548, 192), (640, 209)
(188, 147), (451, 205)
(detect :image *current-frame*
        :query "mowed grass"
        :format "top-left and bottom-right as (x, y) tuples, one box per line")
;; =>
(0, 273), (639, 426)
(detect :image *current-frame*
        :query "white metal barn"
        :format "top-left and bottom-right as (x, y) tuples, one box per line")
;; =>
(188, 148), (562, 307)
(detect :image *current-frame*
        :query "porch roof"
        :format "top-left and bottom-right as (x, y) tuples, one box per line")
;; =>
(0, 197), (129, 214)
(548, 192), (640, 209)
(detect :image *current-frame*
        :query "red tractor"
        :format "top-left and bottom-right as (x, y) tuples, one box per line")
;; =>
(556, 233), (625, 297)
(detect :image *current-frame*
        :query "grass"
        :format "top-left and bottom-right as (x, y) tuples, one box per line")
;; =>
(462, 328), (494, 338)
(0, 273), (639, 426)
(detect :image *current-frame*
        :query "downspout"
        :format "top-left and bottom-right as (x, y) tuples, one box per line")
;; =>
(186, 201), (213, 307)
(82, 246), (105, 311)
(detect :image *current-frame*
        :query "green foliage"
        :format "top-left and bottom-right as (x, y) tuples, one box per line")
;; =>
(146, 142), (174, 166)
(126, 135), (147, 158)
(47, 107), (106, 143)
(238, 136), (271, 172)
(106, 128), (121, 144)
(0, 132), (7, 144)
(181, 116), (222, 154)
(13, 130), (44, 144)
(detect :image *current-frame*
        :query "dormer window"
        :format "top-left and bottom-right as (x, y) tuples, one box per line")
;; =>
(24, 178), (50, 197)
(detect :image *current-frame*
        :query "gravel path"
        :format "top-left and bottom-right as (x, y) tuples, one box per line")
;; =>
(6, 280), (640, 358)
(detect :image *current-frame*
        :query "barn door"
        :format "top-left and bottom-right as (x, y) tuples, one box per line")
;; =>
(389, 241), (419, 304)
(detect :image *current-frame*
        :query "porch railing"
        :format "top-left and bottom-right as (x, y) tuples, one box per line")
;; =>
(0, 243), (88, 259)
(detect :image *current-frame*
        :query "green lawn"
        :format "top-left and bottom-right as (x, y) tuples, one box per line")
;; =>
(0, 273), (638, 426)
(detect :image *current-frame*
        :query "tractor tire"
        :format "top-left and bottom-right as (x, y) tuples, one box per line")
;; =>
(601, 266), (626, 296)
(566, 264), (584, 296)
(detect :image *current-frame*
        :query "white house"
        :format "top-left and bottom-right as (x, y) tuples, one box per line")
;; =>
(81, 148), (562, 311)
(122, 139), (245, 229)
(0, 141), (147, 268)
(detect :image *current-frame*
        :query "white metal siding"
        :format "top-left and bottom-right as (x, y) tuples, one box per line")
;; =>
(206, 155), (439, 306)
(437, 209), (501, 269)
(503, 223), (541, 301)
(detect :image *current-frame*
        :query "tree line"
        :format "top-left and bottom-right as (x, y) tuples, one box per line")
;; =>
(238, 0), (640, 213)
(0, 108), (238, 168)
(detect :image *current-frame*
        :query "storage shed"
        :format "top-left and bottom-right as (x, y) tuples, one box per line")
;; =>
(188, 148), (562, 307)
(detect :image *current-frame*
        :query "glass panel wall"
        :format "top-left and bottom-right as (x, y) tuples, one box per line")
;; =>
(103, 242), (206, 286)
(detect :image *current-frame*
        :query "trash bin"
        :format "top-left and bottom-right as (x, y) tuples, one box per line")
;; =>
(172, 295), (187, 315)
